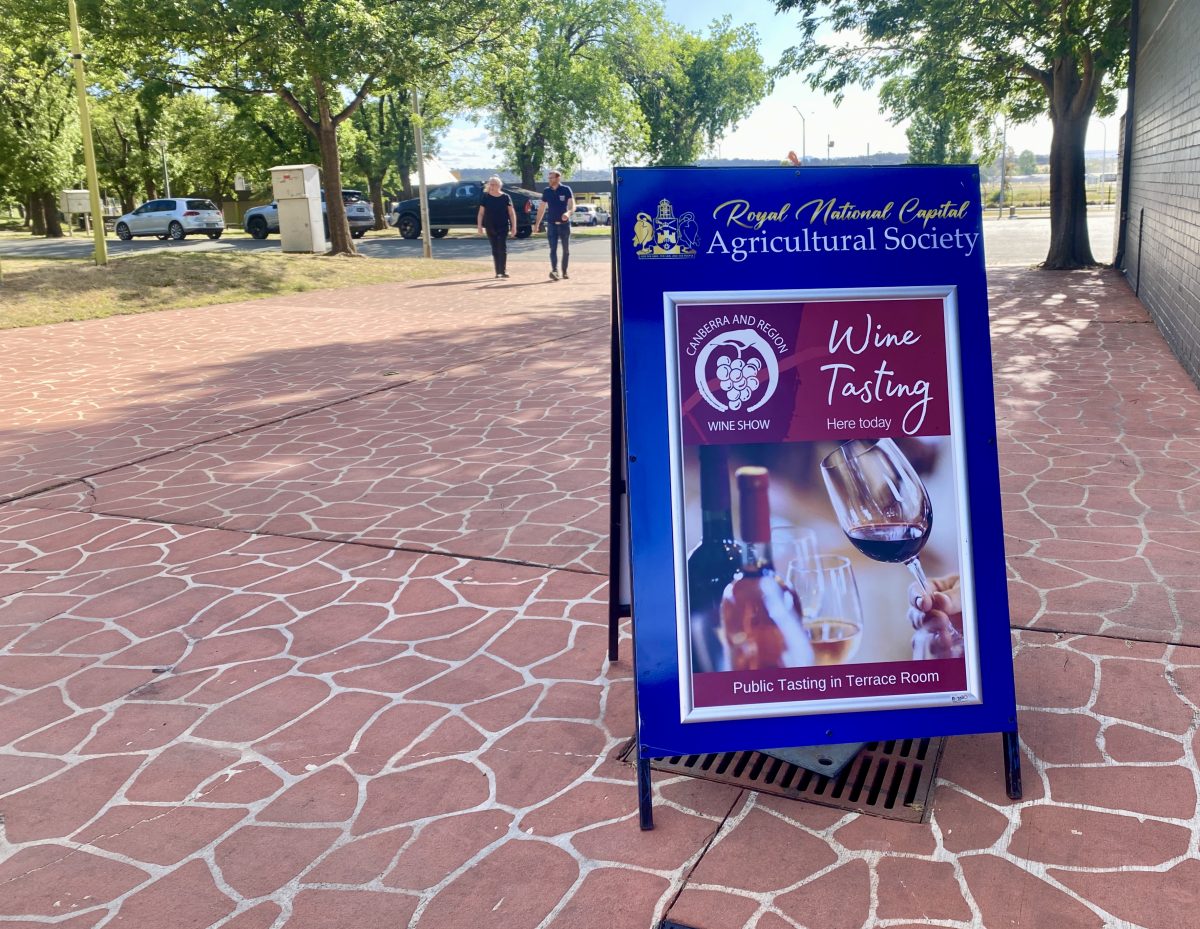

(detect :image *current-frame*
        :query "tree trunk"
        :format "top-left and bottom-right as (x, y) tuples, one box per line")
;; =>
(520, 162), (537, 189)
(1044, 109), (1095, 269)
(40, 191), (65, 237)
(315, 94), (355, 256)
(1043, 53), (1098, 270)
(29, 195), (46, 236)
(368, 175), (387, 230)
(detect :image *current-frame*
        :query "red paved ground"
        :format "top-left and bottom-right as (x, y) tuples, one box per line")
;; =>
(1, 264), (1198, 928)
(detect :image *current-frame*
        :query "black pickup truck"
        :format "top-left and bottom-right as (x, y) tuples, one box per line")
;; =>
(390, 181), (538, 239)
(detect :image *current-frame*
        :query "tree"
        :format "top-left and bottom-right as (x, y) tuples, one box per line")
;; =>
(164, 94), (265, 209)
(91, 83), (174, 212)
(475, 0), (646, 187)
(1016, 149), (1038, 176)
(879, 72), (980, 165)
(108, 0), (510, 255)
(773, 0), (1131, 269)
(624, 17), (769, 166)
(225, 94), (322, 195)
(0, 24), (79, 236)
(350, 91), (450, 228)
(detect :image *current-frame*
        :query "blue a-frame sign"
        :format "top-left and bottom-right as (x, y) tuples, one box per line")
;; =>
(610, 165), (1020, 827)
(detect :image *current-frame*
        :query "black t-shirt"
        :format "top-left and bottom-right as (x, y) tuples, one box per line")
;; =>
(541, 184), (573, 223)
(479, 192), (513, 230)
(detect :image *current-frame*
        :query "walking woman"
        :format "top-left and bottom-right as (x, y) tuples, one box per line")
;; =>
(476, 176), (517, 278)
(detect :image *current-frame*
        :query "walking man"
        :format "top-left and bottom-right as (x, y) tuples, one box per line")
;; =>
(533, 168), (575, 280)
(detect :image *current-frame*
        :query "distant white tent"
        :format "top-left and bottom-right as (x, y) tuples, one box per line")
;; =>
(422, 157), (458, 185)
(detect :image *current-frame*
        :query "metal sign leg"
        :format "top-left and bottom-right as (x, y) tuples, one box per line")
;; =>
(1002, 730), (1023, 800)
(608, 223), (626, 663)
(637, 753), (654, 830)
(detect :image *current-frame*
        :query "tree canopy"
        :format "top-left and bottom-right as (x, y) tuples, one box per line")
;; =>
(474, 0), (646, 187)
(474, 1), (769, 184)
(104, 0), (510, 253)
(0, 0), (769, 248)
(0, 9), (79, 235)
(773, 0), (1131, 269)
(624, 16), (768, 167)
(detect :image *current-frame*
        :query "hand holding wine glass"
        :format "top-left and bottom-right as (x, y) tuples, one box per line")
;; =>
(908, 574), (964, 659)
(821, 438), (963, 657)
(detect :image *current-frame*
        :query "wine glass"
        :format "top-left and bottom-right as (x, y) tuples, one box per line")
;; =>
(770, 525), (819, 615)
(820, 438), (935, 594)
(821, 438), (964, 657)
(789, 555), (863, 665)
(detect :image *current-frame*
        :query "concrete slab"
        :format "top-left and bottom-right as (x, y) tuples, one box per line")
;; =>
(1, 262), (1197, 928)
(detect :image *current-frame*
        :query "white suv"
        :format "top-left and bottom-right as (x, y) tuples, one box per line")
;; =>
(570, 204), (610, 226)
(114, 198), (226, 241)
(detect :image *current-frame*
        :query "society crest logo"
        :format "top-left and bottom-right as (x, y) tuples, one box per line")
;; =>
(632, 199), (699, 259)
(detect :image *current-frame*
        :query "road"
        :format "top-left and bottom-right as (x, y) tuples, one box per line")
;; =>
(2, 209), (1116, 267)
(0, 228), (614, 263)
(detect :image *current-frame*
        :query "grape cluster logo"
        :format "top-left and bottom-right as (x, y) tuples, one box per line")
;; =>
(693, 329), (779, 413)
(632, 199), (699, 259)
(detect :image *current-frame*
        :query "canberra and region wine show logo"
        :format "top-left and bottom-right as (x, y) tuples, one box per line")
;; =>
(693, 327), (780, 413)
(632, 198), (699, 259)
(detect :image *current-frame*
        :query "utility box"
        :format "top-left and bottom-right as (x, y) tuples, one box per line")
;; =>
(269, 164), (324, 253)
(60, 190), (91, 214)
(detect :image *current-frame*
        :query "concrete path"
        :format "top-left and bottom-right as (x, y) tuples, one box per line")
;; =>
(1, 261), (1197, 929)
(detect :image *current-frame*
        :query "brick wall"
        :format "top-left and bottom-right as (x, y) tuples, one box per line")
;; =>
(1120, 0), (1200, 381)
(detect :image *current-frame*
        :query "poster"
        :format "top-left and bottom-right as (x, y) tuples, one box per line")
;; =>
(615, 166), (1017, 757)
(669, 290), (978, 722)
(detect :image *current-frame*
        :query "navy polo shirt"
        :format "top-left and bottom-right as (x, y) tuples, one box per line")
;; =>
(541, 184), (574, 223)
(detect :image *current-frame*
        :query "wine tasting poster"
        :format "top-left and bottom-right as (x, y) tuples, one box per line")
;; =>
(613, 166), (1018, 758)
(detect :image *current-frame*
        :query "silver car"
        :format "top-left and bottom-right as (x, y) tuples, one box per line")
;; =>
(243, 189), (375, 240)
(114, 198), (226, 241)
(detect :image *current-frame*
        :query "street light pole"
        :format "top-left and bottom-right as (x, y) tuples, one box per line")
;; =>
(1097, 120), (1110, 205)
(998, 117), (1007, 218)
(158, 141), (171, 198)
(411, 89), (433, 260)
(792, 107), (806, 164)
(66, 0), (106, 266)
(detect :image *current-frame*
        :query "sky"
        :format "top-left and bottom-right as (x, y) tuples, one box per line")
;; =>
(437, 0), (1122, 170)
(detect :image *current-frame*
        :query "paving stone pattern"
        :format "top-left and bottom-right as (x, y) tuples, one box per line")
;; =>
(1, 265), (1198, 928)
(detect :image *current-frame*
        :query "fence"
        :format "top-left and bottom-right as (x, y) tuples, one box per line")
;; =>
(979, 183), (1117, 208)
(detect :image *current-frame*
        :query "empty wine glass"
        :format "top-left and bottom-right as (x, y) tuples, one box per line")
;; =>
(771, 524), (819, 614)
(789, 555), (863, 665)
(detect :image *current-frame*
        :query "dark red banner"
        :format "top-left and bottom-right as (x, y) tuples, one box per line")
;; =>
(693, 658), (967, 708)
(679, 298), (952, 446)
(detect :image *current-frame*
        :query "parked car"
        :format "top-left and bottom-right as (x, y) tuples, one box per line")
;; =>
(113, 198), (225, 241)
(570, 204), (610, 226)
(390, 181), (537, 239)
(243, 189), (375, 240)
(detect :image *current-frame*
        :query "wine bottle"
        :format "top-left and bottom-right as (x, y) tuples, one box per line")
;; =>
(687, 446), (741, 673)
(720, 467), (814, 671)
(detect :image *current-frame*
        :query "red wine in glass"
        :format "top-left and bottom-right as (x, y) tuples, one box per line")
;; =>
(846, 522), (931, 564)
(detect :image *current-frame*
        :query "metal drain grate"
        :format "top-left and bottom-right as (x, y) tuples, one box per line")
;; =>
(620, 737), (944, 823)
